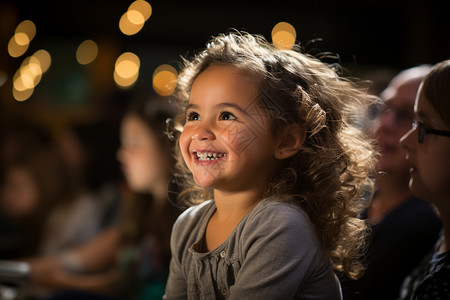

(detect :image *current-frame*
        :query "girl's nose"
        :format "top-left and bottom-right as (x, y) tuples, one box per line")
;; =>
(191, 123), (215, 141)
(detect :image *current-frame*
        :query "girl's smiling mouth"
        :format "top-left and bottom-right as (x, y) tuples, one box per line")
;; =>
(193, 151), (227, 162)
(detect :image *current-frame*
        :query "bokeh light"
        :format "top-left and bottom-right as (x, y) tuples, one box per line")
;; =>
(14, 32), (30, 46)
(33, 49), (51, 73)
(114, 70), (139, 88)
(22, 57), (43, 83)
(76, 39), (99, 65)
(119, 11), (145, 35)
(8, 36), (29, 58)
(129, 0), (152, 21)
(12, 86), (34, 102)
(8, 20), (37, 58)
(114, 52), (140, 88)
(127, 10), (145, 25)
(272, 22), (296, 50)
(119, 0), (151, 36)
(152, 64), (177, 96)
(15, 20), (36, 41)
(12, 50), (51, 102)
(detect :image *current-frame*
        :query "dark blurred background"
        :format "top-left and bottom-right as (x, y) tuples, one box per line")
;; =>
(1, 0), (449, 184)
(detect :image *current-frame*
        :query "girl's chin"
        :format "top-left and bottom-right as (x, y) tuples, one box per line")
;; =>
(193, 177), (215, 188)
(192, 173), (228, 190)
(190, 166), (226, 188)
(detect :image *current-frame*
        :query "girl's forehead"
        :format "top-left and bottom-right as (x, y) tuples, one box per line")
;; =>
(189, 66), (260, 107)
(193, 64), (254, 84)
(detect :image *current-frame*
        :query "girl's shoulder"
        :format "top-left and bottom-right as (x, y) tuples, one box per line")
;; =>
(249, 197), (310, 223)
(236, 197), (325, 260)
(171, 200), (215, 240)
(241, 197), (316, 239)
(175, 200), (215, 225)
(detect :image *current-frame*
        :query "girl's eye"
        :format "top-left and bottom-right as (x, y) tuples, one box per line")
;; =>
(186, 111), (200, 121)
(219, 111), (236, 121)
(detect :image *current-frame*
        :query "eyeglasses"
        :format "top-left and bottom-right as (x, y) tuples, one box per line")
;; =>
(412, 120), (450, 143)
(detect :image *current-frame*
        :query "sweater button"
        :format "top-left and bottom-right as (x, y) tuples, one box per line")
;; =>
(221, 288), (227, 296)
(220, 250), (226, 258)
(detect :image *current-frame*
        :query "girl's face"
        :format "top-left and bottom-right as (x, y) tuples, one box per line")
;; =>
(400, 87), (450, 205)
(117, 115), (167, 194)
(1, 166), (39, 218)
(179, 65), (280, 192)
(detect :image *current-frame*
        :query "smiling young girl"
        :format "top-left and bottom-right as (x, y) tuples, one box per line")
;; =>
(164, 32), (377, 299)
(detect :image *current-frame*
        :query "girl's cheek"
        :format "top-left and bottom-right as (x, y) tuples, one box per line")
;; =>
(221, 123), (257, 155)
(179, 130), (187, 148)
(179, 131), (191, 160)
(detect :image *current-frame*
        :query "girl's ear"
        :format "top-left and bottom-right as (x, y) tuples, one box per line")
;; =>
(274, 124), (305, 160)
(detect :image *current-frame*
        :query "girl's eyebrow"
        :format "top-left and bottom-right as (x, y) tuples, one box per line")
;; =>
(186, 102), (248, 114)
(217, 103), (247, 114)
(186, 103), (199, 111)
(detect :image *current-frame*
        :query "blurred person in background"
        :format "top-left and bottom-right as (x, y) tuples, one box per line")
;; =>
(0, 146), (105, 260)
(0, 119), (53, 259)
(0, 116), (122, 298)
(113, 96), (182, 299)
(341, 65), (442, 299)
(31, 96), (183, 300)
(398, 59), (450, 299)
(23, 121), (122, 298)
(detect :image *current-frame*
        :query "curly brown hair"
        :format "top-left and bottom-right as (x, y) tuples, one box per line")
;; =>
(169, 32), (377, 279)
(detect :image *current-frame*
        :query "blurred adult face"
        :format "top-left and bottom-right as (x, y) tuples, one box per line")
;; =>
(0, 167), (39, 218)
(400, 88), (450, 206)
(373, 77), (422, 175)
(117, 115), (168, 194)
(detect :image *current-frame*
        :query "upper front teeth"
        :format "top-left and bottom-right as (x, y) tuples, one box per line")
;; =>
(196, 152), (226, 161)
